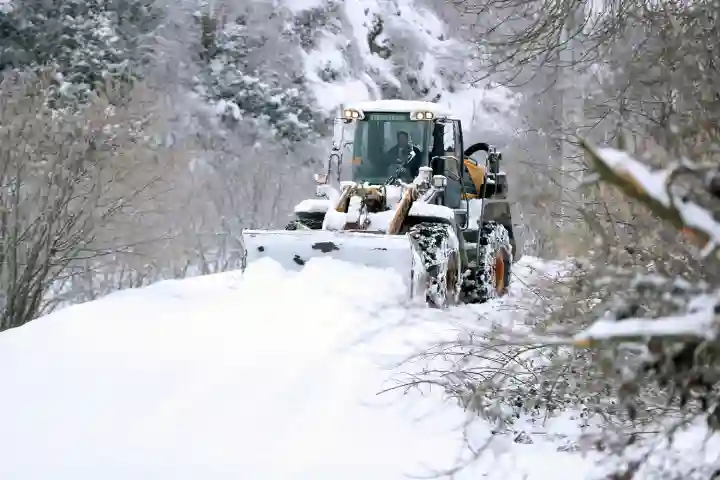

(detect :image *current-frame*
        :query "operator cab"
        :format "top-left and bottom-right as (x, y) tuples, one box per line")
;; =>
(349, 113), (429, 184)
(337, 100), (505, 232)
(341, 100), (464, 189)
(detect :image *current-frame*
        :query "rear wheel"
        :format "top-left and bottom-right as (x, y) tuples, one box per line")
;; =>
(408, 222), (461, 308)
(461, 221), (512, 303)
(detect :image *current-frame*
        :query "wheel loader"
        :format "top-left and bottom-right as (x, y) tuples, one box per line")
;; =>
(241, 100), (519, 307)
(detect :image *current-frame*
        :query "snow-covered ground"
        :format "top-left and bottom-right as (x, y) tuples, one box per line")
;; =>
(0, 256), (604, 479)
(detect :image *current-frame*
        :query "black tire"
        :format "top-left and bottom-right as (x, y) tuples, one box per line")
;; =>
(461, 221), (512, 304)
(408, 222), (461, 308)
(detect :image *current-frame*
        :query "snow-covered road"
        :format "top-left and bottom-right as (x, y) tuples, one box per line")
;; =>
(0, 256), (595, 479)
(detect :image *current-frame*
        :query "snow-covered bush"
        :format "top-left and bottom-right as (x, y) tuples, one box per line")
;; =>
(0, 70), (190, 328)
(391, 127), (719, 475)
(557, 143), (720, 477)
(446, 141), (720, 476)
(406, 263), (606, 439)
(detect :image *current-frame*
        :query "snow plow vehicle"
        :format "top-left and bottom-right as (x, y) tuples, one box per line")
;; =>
(241, 100), (518, 307)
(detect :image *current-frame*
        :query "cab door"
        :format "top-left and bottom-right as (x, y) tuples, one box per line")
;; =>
(440, 120), (464, 209)
(452, 119), (464, 162)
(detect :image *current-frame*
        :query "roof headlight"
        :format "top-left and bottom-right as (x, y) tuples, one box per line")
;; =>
(342, 108), (364, 120)
(412, 111), (434, 120)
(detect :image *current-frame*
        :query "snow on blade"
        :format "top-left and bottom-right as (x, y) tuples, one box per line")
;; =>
(0, 256), (596, 479)
(294, 198), (330, 213)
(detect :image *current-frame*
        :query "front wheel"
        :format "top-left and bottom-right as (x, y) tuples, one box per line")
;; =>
(462, 221), (512, 304)
(408, 222), (461, 308)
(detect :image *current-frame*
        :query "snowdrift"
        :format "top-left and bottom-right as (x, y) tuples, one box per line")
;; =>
(0, 256), (594, 479)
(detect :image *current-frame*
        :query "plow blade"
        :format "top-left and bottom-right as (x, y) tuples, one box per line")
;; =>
(242, 229), (419, 284)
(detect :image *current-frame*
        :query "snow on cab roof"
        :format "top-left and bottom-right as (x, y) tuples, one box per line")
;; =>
(344, 100), (453, 118)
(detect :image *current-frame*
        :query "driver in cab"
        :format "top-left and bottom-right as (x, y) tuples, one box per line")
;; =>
(385, 131), (422, 181)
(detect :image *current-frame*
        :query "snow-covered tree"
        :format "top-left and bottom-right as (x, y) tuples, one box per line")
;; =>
(0, 0), (162, 106)
(0, 70), (189, 328)
(191, 1), (330, 143)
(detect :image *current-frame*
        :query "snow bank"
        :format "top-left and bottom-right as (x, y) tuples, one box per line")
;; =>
(0, 256), (597, 479)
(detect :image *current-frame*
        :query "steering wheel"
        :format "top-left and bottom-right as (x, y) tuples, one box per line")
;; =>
(385, 152), (417, 185)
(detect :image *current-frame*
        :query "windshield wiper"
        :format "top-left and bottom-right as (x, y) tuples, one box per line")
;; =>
(385, 150), (416, 185)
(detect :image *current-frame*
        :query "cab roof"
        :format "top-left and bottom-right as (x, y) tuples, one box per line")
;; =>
(343, 100), (454, 118)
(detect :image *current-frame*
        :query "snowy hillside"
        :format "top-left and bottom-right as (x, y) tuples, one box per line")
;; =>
(286, 0), (519, 139)
(0, 257), (598, 479)
(199, 0), (519, 149)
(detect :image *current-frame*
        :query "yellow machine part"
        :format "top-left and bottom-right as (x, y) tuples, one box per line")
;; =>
(463, 159), (486, 193)
(335, 185), (385, 212)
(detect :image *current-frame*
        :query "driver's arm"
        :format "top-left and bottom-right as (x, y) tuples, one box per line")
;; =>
(384, 145), (397, 161)
(409, 146), (422, 174)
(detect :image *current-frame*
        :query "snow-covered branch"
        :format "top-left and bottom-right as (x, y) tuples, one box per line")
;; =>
(574, 291), (720, 346)
(581, 141), (720, 260)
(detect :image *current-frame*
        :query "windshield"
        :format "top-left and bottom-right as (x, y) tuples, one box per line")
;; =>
(350, 113), (431, 184)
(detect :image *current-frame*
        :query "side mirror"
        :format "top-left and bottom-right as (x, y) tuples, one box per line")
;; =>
(431, 155), (461, 182)
(325, 153), (341, 182)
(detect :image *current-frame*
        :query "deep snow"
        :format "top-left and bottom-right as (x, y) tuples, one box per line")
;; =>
(0, 256), (599, 479)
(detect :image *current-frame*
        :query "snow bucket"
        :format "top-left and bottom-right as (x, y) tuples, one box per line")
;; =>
(241, 229), (420, 295)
